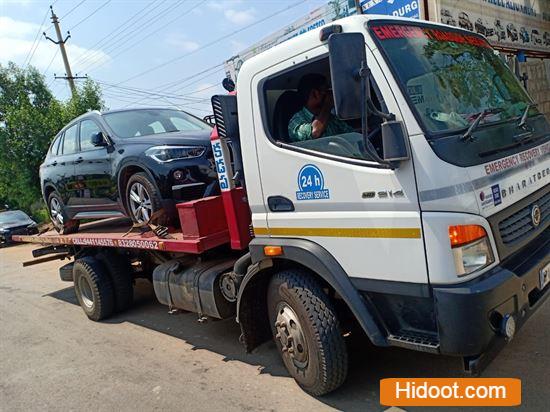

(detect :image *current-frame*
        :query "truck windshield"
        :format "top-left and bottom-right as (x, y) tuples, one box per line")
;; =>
(369, 22), (537, 135)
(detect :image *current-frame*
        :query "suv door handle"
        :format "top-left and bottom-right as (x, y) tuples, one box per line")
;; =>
(51, 161), (57, 166)
(75, 156), (83, 164)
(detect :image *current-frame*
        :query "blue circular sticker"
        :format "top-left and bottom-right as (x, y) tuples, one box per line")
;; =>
(298, 164), (324, 191)
(296, 164), (330, 201)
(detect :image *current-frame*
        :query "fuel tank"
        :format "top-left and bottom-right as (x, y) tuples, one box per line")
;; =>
(153, 258), (236, 319)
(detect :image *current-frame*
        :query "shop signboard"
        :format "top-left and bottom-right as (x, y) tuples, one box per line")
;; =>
(434, 0), (550, 53)
(361, 0), (421, 19)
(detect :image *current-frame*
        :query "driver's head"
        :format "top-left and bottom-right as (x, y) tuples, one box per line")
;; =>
(298, 73), (329, 112)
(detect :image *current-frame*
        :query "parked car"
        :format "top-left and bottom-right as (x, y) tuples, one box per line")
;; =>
(494, 19), (506, 41)
(531, 29), (542, 45)
(40, 108), (217, 233)
(507, 23), (518, 41)
(519, 27), (530, 43)
(440, 9), (456, 26)
(0, 210), (38, 245)
(544, 31), (550, 46)
(458, 12), (473, 31)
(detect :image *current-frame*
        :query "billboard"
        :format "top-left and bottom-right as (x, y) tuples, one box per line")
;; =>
(361, 0), (421, 19)
(433, 0), (550, 54)
(224, 0), (431, 80)
(224, 0), (358, 81)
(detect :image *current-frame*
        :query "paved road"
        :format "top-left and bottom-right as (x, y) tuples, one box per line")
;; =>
(1, 243), (548, 411)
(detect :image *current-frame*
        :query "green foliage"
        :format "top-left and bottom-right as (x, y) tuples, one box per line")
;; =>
(0, 62), (104, 221)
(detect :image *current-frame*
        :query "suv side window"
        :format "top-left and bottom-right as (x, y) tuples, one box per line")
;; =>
(80, 119), (101, 151)
(50, 134), (62, 155)
(262, 56), (386, 162)
(62, 124), (79, 155)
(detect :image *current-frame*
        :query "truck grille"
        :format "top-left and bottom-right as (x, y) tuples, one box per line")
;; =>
(498, 191), (550, 245)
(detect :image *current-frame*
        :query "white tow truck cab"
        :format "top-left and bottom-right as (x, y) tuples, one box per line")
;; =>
(16, 15), (549, 396)
(216, 14), (549, 386)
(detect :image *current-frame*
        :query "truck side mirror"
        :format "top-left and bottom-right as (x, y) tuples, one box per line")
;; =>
(91, 131), (107, 147)
(381, 120), (410, 163)
(328, 32), (366, 120)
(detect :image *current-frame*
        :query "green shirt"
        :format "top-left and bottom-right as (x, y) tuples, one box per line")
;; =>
(287, 107), (354, 142)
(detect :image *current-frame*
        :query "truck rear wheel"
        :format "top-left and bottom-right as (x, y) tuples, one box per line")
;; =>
(267, 269), (348, 396)
(73, 256), (115, 321)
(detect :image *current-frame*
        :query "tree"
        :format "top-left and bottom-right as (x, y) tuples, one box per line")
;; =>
(0, 62), (104, 219)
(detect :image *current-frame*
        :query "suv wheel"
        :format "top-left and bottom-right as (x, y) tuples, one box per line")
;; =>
(126, 172), (163, 224)
(48, 191), (79, 234)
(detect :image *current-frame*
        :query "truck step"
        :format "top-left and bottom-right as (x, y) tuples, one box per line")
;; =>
(387, 330), (440, 354)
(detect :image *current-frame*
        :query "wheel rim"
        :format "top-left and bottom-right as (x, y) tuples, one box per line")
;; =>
(128, 182), (152, 223)
(274, 302), (309, 368)
(50, 197), (64, 226)
(78, 275), (94, 309)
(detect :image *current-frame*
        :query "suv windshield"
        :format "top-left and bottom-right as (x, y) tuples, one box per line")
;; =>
(369, 22), (537, 135)
(103, 109), (211, 138)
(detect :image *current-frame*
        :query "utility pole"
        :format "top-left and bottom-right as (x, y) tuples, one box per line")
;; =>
(43, 6), (85, 97)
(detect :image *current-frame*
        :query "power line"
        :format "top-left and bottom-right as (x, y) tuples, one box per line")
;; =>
(75, 0), (169, 68)
(113, 62), (225, 108)
(78, 0), (183, 72)
(115, 0), (307, 86)
(23, 7), (50, 67)
(69, 0), (112, 31)
(96, 79), (217, 103)
(42, 49), (59, 76)
(71, 0), (161, 68)
(147, 62), (224, 93)
(100, 60), (222, 97)
(82, 0), (208, 74)
(61, 0), (87, 20)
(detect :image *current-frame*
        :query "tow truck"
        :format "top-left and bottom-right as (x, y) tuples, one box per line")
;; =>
(14, 15), (550, 396)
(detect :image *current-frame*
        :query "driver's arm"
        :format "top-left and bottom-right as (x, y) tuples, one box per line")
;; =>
(311, 104), (331, 138)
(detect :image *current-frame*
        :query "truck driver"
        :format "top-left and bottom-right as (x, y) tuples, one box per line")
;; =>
(288, 73), (353, 142)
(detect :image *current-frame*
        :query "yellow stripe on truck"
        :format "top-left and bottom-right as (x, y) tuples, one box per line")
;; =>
(253, 227), (421, 239)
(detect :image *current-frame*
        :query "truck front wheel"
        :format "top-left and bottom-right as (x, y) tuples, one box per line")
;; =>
(267, 269), (348, 396)
(73, 256), (115, 321)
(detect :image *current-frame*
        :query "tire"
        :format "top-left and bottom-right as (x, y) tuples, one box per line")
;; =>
(97, 252), (134, 313)
(73, 256), (115, 321)
(267, 269), (348, 396)
(125, 172), (164, 224)
(47, 191), (79, 234)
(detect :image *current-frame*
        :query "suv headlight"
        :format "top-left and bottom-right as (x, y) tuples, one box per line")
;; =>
(449, 225), (494, 277)
(145, 146), (206, 162)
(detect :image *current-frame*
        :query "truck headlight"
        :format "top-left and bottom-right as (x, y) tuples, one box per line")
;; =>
(145, 146), (206, 162)
(449, 225), (494, 277)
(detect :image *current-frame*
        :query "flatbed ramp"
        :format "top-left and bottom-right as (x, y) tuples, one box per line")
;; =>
(12, 217), (230, 254)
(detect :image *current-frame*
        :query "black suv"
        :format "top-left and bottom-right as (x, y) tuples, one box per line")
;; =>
(40, 108), (217, 233)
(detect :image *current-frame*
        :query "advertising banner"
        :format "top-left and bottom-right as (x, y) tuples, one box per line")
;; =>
(224, 0), (429, 80)
(224, 0), (358, 81)
(361, 0), (421, 19)
(434, 0), (550, 54)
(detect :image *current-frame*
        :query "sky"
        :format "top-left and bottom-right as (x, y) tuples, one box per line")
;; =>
(0, 0), (326, 116)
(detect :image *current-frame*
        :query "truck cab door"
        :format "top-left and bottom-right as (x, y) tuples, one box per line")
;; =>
(249, 48), (428, 285)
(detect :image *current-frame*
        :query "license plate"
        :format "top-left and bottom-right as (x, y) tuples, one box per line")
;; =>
(540, 262), (550, 290)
